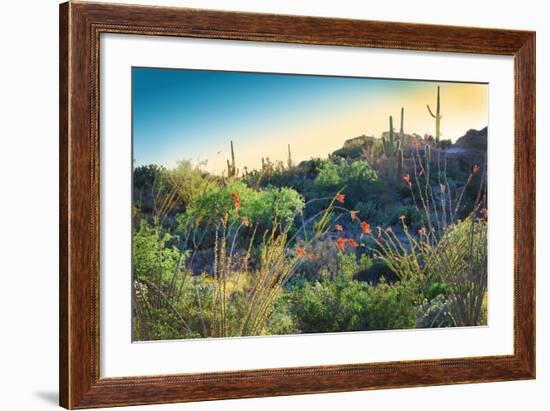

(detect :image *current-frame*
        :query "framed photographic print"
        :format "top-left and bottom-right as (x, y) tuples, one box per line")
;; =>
(59, 1), (535, 409)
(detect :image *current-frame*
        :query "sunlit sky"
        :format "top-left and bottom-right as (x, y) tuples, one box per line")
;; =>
(133, 67), (488, 174)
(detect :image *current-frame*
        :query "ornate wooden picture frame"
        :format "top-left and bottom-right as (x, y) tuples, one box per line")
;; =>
(59, 1), (535, 408)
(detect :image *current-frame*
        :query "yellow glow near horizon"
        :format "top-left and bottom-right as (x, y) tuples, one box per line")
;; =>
(201, 82), (487, 175)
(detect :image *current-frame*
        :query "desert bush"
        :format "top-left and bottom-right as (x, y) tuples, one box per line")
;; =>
(314, 158), (378, 192)
(134, 164), (165, 191)
(179, 180), (305, 235)
(165, 160), (217, 206)
(283, 274), (417, 334)
(133, 218), (183, 282)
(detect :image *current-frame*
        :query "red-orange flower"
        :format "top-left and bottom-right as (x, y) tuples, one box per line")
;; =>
(295, 247), (306, 257)
(350, 210), (359, 222)
(348, 238), (359, 247)
(335, 193), (345, 204)
(360, 221), (372, 236)
(472, 164), (480, 174)
(335, 224), (343, 231)
(231, 192), (241, 210)
(336, 237), (347, 252)
(308, 252), (317, 261)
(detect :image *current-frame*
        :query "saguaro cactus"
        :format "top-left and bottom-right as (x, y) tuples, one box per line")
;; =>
(397, 148), (403, 182)
(226, 140), (237, 178)
(287, 144), (293, 169)
(427, 86), (442, 143)
(400, 107), (405, 136)
(382, 115), (401, 158)
(382, 115), (403, 182)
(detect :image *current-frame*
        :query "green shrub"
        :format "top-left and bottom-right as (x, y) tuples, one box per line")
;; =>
(282, 274), (417, 334)
(314, 158), (378, 195)
(180, 180), (305, 232)
(133, 218), (182, 281)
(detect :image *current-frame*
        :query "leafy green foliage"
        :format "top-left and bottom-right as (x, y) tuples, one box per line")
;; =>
(314, 158), (378, 195)
(283, 275), (416, 333)
(179, 180), (305, 231)
(273, 254), (415, 334)
(133, 219), (181, 281)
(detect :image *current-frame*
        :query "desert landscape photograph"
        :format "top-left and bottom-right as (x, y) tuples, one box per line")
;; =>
(131, 67), (488, 341)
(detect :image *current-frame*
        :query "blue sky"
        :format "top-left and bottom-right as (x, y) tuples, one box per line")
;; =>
(133, 67), (487, 174)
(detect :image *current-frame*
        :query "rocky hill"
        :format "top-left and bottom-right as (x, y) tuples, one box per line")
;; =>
(454, 127), (487, 151)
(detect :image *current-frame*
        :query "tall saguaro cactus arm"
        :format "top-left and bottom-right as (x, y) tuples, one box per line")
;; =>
(382, 114), (403, 182)
(427, 86), (443, 143)
(287, 144), (293, 169)
(400, 107), (404, 135)
(227, 140), (237, 178)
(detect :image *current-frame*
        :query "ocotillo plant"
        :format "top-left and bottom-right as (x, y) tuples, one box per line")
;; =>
(427, 86), (442, 143)
(227, 140), (237, 178)
(382, 115), (403, 182)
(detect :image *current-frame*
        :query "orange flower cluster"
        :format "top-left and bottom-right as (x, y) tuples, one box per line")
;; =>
(295, 246), (317, 261)
(329, 197), (372, 253)
(335, 237), (347, 252)
(335, 193), (345, 204)
(231, 192), (241, 210)
(360, 221), (372, 236)
(335, 237), (360, 252)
